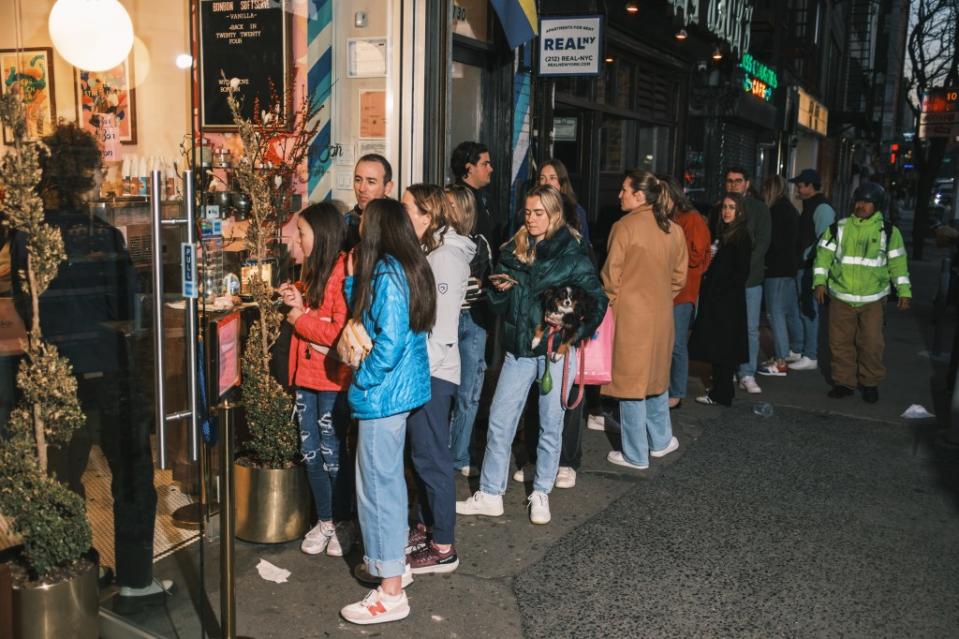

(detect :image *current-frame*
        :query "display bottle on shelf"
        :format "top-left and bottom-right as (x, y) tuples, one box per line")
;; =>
(121, 156), (132, 196)
(137, 156), (149, 196)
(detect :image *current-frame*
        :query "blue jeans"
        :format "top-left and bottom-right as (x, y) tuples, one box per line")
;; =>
(479, 350), (576, 496)
(449, 311), (487, 469)
(738, 285), (763, 378)
(795, 268), (820, 359)
(669, 303), (695, 398)
(763, 277), (803, 360)
(294, 389), (352, 522)
(619, 391), (672, 466)
(356, 412), (410, 578)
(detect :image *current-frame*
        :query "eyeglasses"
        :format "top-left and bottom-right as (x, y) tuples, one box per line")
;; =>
(725, 178), (745, 185)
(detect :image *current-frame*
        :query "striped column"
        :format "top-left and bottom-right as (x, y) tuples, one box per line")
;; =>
(307, 0), (333, 203)
(509, 48), (533, 234)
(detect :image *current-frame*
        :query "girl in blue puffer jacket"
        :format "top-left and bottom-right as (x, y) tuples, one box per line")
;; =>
(340, 198), (436, 626)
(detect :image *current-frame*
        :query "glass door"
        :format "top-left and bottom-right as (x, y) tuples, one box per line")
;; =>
(0, 1), (211, 636)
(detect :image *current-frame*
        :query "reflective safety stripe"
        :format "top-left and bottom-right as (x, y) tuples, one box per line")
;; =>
(887, 247), (905, 258)
(818, 239), (836, 251)
(814, 267), (829, 276)
(840, 255), (886, 267)
(830, 287), (889, 303)
(835, 224), (846, 260)
(896, 276), (911, 286)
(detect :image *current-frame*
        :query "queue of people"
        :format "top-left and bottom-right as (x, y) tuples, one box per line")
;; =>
(274, 147), (913, 625)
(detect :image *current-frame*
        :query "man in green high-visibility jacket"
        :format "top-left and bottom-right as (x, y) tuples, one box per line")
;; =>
(813, 181), (912, 404)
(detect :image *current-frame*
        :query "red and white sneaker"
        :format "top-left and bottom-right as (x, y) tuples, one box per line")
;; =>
(340, 587), (410, 625)
(757, 360), (788, 377)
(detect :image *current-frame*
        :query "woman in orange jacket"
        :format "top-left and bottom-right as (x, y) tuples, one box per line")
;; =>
(278, 202), (354, 558)
(659, 176), (711, 409)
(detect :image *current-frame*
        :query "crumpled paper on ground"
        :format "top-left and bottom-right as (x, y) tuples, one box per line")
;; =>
(901, 404), (935, 420)
(256, 559), (291, 583)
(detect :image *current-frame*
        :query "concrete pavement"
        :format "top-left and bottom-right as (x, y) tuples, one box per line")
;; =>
(122, 236), (959, 638)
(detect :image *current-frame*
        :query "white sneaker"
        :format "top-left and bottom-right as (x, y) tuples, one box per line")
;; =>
(456, 491), (504, 516)
(555, 466), (576, 489)
(785, 351), (803, 363)
(457, 465), (480, 477)
(586, 414), (606, 431)
(326, 521), (355, 557)
(300, 520), (335, 555)
(340, 587), (410, 625)
(528, 491), (551, 524)
(788, 356), (818, 371)
(512, 464), (534, 482)
(353, 563), (414, 588)
(650, 436), (679, 459)
(606, 451), (649, 470)
(739, 376), (762, 394)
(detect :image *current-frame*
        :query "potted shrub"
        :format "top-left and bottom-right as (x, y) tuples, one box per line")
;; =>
(0, 93), (96, 636)
(225, 80), (322, 543)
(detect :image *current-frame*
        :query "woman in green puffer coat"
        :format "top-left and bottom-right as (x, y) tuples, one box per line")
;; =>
(456, 185), (607, 525)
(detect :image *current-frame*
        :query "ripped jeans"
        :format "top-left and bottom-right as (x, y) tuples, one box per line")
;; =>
(295, 388), (353, 522)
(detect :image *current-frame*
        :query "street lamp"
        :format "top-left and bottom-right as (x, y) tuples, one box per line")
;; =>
(625, 2), (639, 14)
(675, 29), (688, 41)
(712, 46), (723, 61)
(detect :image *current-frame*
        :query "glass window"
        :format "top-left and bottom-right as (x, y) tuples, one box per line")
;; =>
(599, 119), (624, 173)
(452, 0), (488, 41)
(450, 62), (485, 150)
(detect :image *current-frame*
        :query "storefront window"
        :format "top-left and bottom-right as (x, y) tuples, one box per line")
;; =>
(452, 0), (488, 42)
(599, 119), (624, 173)
(450, 62), (485, 151)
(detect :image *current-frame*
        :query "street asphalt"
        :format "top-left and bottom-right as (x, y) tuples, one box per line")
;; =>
(117, 228), (959, 638)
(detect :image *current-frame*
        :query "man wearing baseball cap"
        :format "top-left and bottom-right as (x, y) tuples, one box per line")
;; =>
(812, 182), (911, 403)
(789, 169), (836, 372)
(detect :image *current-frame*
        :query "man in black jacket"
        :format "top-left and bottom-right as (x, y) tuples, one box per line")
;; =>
(10, 122), (172, 611)
(447, 141), (501, 476)
(344, 153), (394, 251)
(788, 168), (836, 372)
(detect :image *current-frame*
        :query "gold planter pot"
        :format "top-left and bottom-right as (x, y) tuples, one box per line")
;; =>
(234, 462), (311, 543)
(12, 551), (99, 639)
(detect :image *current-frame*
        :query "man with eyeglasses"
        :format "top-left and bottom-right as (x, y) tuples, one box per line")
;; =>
(722, 166), (771, 394)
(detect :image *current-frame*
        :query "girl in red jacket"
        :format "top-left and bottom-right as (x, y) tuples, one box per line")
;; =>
(278, 203), (354, 557)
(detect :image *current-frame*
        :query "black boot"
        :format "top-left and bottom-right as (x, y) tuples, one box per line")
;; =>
(827, 385), (855, 399)
(861, 386), (879, 403)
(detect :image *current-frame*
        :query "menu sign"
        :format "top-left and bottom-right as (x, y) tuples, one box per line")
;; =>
(199, 0), (288, 129)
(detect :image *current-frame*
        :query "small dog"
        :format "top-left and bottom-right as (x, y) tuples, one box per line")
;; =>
(531, 285), (594, 360)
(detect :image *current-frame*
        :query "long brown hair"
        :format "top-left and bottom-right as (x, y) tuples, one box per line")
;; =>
(656, 174), (695, 220)
(443, 184), (476, 236)
(406, 183), (453, 254)
(351, 198), (436, 333)
(715, 192), (748, 245)
(540, 159), (578, 206)
(512, 185), (568, 265)
(762, 175), (788, 208)
(624, 169), (671, 233)
(298, 202), (345, 309)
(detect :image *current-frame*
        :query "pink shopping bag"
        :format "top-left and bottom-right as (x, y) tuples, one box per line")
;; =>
(576, 306), (614, 385)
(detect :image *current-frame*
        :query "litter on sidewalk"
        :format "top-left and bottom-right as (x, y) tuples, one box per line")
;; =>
(256, 559), (291, 583)
(900, 404), (935, 420)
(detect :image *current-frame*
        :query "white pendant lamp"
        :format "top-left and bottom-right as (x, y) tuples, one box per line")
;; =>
(49, 0), (134, 71)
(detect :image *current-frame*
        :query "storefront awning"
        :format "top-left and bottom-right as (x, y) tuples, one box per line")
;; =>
(490, 0), (538, 49)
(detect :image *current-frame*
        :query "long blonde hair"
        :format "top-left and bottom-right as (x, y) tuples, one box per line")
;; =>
(762, 175), (787, 208)
(512, 185), (567, 264)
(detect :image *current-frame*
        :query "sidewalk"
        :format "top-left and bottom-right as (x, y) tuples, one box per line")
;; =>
(125, 230), (958, 638)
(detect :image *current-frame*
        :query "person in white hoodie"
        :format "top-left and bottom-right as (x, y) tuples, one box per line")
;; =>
(400, 183), (475, 574)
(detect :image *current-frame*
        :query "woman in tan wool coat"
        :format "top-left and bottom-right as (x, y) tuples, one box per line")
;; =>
(602, 169), (688, 470)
